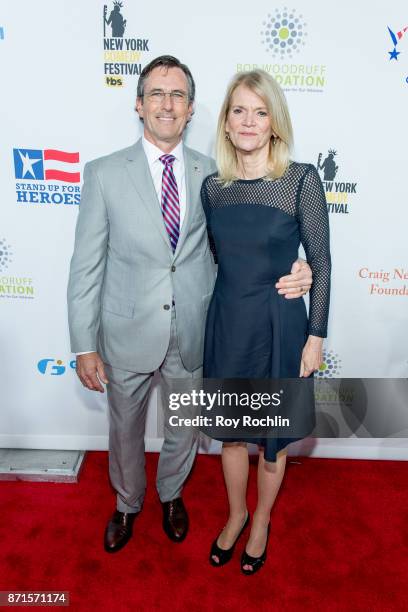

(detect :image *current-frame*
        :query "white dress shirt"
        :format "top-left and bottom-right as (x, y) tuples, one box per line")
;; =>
(142, 135), (187, 227)
(77, 136), (187, 356)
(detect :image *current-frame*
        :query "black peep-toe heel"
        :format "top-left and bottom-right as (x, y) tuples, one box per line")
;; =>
(240, 524), (270, 575)
(209, 512), (250, 567)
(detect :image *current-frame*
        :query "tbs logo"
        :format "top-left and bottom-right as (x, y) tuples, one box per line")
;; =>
(37, 358), (76, 376)
(105, 76), (123, 87)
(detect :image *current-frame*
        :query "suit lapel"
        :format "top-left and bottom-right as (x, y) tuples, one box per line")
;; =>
(124, 140), (172, 251)
(174, 146), (203, 259)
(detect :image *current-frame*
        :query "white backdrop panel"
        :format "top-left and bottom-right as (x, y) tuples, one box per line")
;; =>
(1, 0), (407, 459)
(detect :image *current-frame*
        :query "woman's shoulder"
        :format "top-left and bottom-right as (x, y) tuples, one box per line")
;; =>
(286, 161), (321, 190)
(288, 160), (315, 176)
(202, 171), (219, 185)
(201, 171), (221, 195)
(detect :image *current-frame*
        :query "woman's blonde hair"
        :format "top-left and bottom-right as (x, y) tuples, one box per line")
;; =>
(216, 69), (294, 184)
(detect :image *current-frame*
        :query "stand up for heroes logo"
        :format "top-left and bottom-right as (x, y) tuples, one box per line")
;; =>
(386, 23), (408, 85)
(13, 148), (81, 205)
(387, 25), (408, 61)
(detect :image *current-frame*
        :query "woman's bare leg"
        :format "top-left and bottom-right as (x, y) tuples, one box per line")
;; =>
(242, 447), (287, 571)
(211, 442), (249, 563)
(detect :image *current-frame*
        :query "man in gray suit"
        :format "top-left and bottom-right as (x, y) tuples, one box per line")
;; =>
(67, 55), (312, 553)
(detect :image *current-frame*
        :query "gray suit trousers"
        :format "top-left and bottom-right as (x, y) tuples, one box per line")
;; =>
(105, 305), (201, 513)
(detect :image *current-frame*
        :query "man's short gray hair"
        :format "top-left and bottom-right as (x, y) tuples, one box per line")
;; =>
(136, 55), (195, 102)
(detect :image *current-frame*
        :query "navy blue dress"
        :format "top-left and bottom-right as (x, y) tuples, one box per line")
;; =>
(201, 162), (331, 461)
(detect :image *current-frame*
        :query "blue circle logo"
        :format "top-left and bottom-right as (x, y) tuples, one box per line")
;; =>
(316, 350), (342, 378)
(0, 238), (12, 272)
(261, 7), (307, 59)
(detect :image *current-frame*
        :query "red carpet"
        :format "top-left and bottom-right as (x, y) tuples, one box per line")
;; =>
(1, 452), (407, 611)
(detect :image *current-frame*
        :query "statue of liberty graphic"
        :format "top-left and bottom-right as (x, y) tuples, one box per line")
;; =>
(104, 2), (127, 38)
(317, 149), (338, 181)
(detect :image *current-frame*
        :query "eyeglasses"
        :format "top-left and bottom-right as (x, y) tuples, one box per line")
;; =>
(144, 90), (188, 104)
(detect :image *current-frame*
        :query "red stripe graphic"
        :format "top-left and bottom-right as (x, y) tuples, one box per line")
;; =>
(397, 27), (408, 39)
(45, 169), (80, 183)
(44, 149), (79, 163)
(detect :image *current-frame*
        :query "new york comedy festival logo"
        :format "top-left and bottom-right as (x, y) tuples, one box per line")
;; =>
(315, 148), (358, 215)
(103, 1), (151, 87)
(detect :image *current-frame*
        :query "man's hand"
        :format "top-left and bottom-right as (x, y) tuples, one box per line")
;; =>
(300, 336), (323, 377)
(76, 352), (108, 393)
(275, 258), (312, 299)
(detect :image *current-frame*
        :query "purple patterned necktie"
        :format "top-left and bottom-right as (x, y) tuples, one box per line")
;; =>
(159, 154), (180, 252)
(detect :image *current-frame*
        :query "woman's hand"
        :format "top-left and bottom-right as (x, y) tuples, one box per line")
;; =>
(300, 335), (323, 377)
(275, 258), (312, 299)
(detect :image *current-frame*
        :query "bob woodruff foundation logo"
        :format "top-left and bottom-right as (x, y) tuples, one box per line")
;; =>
(316, 350), (342, 379)
(261, 8), (307, 59)
(0, 239), (12, 272)
(0, 239), (35, 300)
(237, 7), (326, 93)
(103, 1), (151, 88)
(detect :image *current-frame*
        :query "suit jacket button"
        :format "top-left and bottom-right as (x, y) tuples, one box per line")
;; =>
(171, 265), (176, 272)
(163, 304), (170, 310)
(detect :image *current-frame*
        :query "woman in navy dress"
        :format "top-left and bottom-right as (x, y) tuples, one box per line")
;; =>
(201, 70), (331, 574)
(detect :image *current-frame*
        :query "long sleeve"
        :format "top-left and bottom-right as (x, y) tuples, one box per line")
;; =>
(67, 161), (109, 352)
(200, 176), (218, 264)
(297, 165), (331, 337)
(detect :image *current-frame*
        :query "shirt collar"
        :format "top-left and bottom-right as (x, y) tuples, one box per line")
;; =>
(142, 135), (183, 165)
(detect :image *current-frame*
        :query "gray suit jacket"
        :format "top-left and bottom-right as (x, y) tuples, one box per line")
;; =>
(67, 139), (217, 373)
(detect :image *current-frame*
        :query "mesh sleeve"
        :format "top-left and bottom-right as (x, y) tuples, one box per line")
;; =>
(297, 165), (331, 337)
(200, 177), (218, 264)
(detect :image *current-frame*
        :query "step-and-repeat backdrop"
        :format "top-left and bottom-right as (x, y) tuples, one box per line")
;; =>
(1, 1), (407, 458)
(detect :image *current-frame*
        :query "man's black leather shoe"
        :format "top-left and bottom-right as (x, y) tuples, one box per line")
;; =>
(104, 510), (138, 553)
(162, 497), (188, 542)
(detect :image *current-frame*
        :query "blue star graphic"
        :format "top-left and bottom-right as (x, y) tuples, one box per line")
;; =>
(389, 47), (400, 60)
